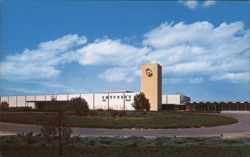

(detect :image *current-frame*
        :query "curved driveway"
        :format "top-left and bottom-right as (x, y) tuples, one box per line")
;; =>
(0, 113), (249, 137)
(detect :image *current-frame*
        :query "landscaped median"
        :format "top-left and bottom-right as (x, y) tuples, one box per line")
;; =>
(0, 111), (238, 129)
(0, 135), (250, 157)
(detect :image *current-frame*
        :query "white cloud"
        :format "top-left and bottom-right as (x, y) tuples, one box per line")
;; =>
(210, 72), (249, 82)
(189, 77), (204, 83)
(0, 34), (87, 79)
(143, 21), (245, 49)
(1, 21), (249, 84)
(98, 67), (136, 82)
(164, 78), (184, 84)
(71, 39), (149, 82)
(164, 77), (204, 84)
(164, 61), (211, 74)
(179, 0), (198, 10)
(179, 0), (217, 10)
(143, 21), (249, 78)
(203, 0), (217, 8)
(4, 87), (46, 94)
(39, 34), (87, 51)
(74, 39), (150, 66)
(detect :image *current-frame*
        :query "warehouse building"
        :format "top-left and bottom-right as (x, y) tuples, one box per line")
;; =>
(1, 63), (248, 112)
(162, 94), (191, 110)
(185, 101), (250, 112)
(1, 94), (249, 112)
(0, 63), (192, 111)
(0, 92), (190, 111)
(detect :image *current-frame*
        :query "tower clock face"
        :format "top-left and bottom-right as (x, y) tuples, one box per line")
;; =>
(146, 68), (153, 77)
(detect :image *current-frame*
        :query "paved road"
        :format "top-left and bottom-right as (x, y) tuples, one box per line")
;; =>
(0, 113), (249, 137)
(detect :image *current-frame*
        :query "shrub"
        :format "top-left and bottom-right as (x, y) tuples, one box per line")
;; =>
(0, 101), (9, 111)
(108, 109), (127, 118)
(88, 110), (98, 116)
(41, 125), (72, 143)
(132, 92), (150, 111)
(40, 125), (58, 143)
(40, 111), (72, 143)
(8, 107), (32, 112)
(61, 126), (72, 142)
(69, 97), (89, 115)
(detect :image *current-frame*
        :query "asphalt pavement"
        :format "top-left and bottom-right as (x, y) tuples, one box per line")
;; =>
(0, 113), (249, 137)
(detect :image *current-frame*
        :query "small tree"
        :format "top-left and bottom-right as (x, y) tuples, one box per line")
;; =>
(40, 121), (58, 143)
(132, 92), (150, 111)
(69, 97), (89, 115)
(40, 111), (72, 144)
(0, 101), (9, 111)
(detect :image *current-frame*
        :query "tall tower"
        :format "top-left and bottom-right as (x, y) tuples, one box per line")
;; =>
(141, 63), (162, 111)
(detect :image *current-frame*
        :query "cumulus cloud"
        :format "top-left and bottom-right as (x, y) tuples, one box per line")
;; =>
(210, 72), (249, 82)
(164, 77), (204, 84)
(1, 21), (249, 84)
(74, 39), (150, 66)
(203, 0), (217, 8)
(179, 0), (217, 10)
(164, 78), (184, 84)
(0, 34), (87, 79)
(71, 39), (150, 82)
(179, 0), (198, 10)
(98, 67), (137, 82)
(39, 34), (87, 51)
(189, 77), (204, 84)
(144, 21), (249, 77)
(143, 21), (246, 49)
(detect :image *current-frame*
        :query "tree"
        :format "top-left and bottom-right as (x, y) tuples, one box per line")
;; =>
(40, 97), (72, 157)
(132, 92), (150, 111)
(40, 112), (72, 142)
(0, 101), (9, 111)
(69, 97), (89, 115)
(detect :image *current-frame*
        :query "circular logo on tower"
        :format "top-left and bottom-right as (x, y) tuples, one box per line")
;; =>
(146, 68), (153, 77)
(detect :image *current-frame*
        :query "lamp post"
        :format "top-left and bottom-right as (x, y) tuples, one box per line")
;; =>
(51, 95), (62, 157)
(58, 100), (62, 157)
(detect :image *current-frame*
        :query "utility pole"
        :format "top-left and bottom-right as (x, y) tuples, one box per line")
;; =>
(58, 99), (62, 157)
(52, 95), (63, 157)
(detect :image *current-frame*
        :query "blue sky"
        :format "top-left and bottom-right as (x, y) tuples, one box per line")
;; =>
(0, 0), (249, 101)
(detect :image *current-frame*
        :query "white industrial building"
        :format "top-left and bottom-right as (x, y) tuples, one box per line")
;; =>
(0, 63), (193, 111)
(162, 94), (191, 105)
(0, 92), (190, 110)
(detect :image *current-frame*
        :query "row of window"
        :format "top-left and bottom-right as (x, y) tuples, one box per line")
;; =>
(102, 95), (131, 99)
(102, 99), (131, 102)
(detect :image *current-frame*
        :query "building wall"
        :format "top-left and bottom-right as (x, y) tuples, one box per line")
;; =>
(8, 96), (17, 107)
(93, 92), (137, 110)
(26, 96), (36, 108)
(81, 94), (94, 110)
(186, 101), (250, 112)
(16, 96), (26, 107)
(56, 94), (68, 101)
(162, 95), (167, 104)
(1, 93), (188, 111)
(166, 94), (181, 105)
(0, 96), (8, 103)
(0, 96), (32, 108)
(0, 92), (137, 111)
(141, 64), (162, 111)
(162, 94), (191, 105)
(94, 93), (108, 110)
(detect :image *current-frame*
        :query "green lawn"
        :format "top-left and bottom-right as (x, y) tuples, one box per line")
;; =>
(1, 135), (250, 157)
(0, 111), (238, 129)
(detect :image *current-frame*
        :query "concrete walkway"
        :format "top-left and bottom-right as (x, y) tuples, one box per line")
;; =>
(0, 113), (249, 137)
